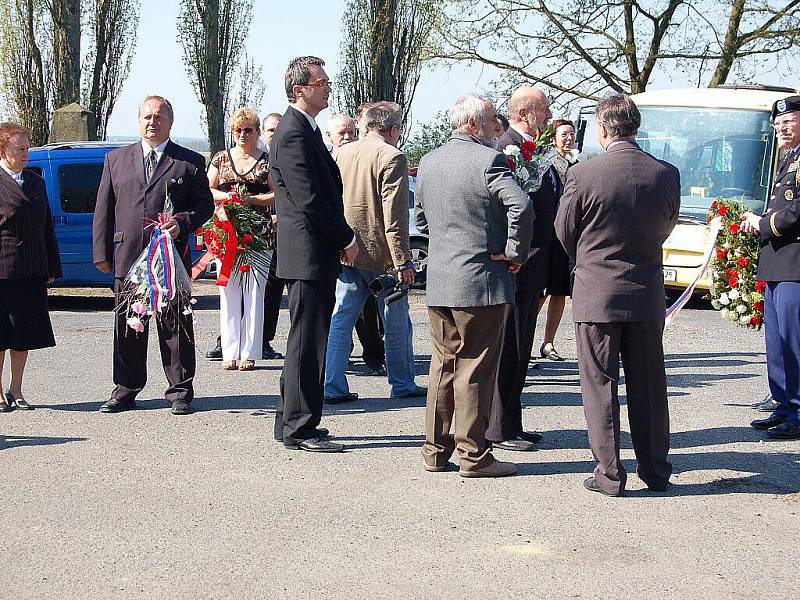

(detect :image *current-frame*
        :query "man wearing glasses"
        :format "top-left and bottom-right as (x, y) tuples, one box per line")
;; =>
(742, 96), (800, 440)
(269, 56), (358, 452)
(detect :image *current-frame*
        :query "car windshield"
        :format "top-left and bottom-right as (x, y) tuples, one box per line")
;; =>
(580, 106), (776, 220)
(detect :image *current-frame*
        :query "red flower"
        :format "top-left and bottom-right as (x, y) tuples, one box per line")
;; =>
(751, 315), (762, 327)
(729, 223), (740, 234)
(753, 300), (764, 313)
(521, 141), (537, 161)
(728, 276), (739, 288)
(238, 264), (251, 273)
(507, 157), (517, 171)
(715, 248), (727, 260)
(717, 205), (729, 216)
(737, 257), (749, 268)
(755, 280), (766, 293)
(710, 200), (718, 210)
(242, 233), (253, 245)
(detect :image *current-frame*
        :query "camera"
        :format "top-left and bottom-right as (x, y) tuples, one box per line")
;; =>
(369, 268), (410, 305)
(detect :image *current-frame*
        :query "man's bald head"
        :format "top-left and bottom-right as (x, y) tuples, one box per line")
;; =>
(326, 113), (356, 148)
(507, 86), (552, 135)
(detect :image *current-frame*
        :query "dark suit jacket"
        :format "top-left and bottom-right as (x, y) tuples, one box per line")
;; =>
(555, 140), (680, 322)
(93, 141), (214, 278)
(498, 127), (557, 290)
(0, 168), (62, 280)
(757, 147), (800, 282)
(270, 106), (354, 280)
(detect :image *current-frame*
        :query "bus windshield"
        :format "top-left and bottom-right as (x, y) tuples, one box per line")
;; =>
(580, 106), (776, 220)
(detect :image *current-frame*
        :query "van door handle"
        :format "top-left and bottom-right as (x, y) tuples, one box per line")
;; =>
(52, 216), (67, 226)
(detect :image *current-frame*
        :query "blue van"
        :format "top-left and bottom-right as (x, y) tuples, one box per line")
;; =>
(27, 141), (205, 287)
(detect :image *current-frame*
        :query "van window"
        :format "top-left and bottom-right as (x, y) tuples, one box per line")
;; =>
(59, 163), (104, 213)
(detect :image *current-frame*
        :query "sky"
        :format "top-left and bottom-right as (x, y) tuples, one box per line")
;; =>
(107, 0), (496, 139)
(107, 0), (799, 141)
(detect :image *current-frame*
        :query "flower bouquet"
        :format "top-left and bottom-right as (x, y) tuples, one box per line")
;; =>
(193, 184), (273, 285)
(707, 198), (765, 329)
(116, 187), (195, 334)
(503, 124), (557, 193)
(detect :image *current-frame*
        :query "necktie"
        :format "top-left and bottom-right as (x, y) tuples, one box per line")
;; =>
(145, 149), (157, 183)
(12, 172), (23, 187)
(312, 126), (325, 148)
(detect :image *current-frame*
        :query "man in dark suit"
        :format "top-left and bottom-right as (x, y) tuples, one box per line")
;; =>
(555, 94), (680, 497)
(270, 56), (358, 452)
(486, 86), (556, 452)
(93, 95), (214, 415)
(742, 96), (800, 440)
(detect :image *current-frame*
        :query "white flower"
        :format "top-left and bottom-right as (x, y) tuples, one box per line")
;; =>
(739, 315), (752, 326)
(719, 293), (730, 306)
(130, 274), (139, 284)
(503, 145), (521, 156)
(721, 309), (730, 320)
(190, 298), (198, 305)
(736, 304), (748, 314)
(711, 299), (722, 310)
(740, 292), (750, 303)
(727, 310), (739, 321)
(182, 308), (193, 316)
(728, 289), (740, 300)
(519, 167), (530, 182)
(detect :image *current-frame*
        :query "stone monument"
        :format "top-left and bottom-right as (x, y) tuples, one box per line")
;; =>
(49, 102), (97, 143)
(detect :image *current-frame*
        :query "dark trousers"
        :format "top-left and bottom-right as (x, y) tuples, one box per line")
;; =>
(487, 261), (543, 442)
(263, 252), (287, 344)
(274, 277), (337, 444)
(111, 278), (196, 404)
(764, 281), (800, 420)
(422, 304), (507, 471)
(355, 295), (385, 367)
(575, 319), (672, 495)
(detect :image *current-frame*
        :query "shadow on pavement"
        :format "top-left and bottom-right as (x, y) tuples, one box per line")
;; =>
(0, 435), (87, 450)
(333, 434), (424, 449)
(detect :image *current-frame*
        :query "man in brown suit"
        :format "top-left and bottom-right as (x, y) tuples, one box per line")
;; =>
(555, 94), (680, 496)
(324, 101), (424, 401)
(93, 96), (214, 415)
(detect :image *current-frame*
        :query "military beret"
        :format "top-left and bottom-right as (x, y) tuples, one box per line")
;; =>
(772, 95), (800, 120)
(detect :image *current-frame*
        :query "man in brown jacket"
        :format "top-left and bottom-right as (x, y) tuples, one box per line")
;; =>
(324, 101), (425, 402)
(555, 94), (680, 496)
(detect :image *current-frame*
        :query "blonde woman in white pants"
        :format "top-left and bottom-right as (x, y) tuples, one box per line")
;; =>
(207, 108), (276, 371)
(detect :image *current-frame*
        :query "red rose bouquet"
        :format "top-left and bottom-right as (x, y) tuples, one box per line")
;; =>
(707, 198), (765, 329)
(502, 124), (556, 193)
(194, 184), (273, 285)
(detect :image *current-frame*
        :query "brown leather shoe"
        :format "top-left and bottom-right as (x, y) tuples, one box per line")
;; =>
(459, 460), (516, 478)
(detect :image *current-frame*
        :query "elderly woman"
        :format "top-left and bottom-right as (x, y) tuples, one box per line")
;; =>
(538, 119), (578, 361)
(0, 122), (62, 411)
(208, 108), (275, 371)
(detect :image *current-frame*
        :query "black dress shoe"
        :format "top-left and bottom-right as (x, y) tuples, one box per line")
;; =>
(274, 427), (329, 442)
(205, 338), (223, 361)
(99, 398), (136, 413)
(751, 413), (787, 430)
(0, 396), (13, 412)
(363, 364), (387, 376)
(262, 343), (283, 360)
(493, 438), (538, 452)
(584, 476), (623, 497)
(5, 390), (33, 410)
(285, 437), (344, 452)
(518, 430), (543, 443)
(324, 392), (359, 404)
(171, 400), (192, 415)
(766, 421), (800, 439)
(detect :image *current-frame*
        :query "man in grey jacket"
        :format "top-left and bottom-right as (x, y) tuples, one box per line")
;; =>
(415, 94), (533, 477)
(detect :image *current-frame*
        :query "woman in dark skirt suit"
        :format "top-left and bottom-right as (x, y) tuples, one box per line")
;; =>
(0, 122), (62, 411)
(537, 119), (579, 361)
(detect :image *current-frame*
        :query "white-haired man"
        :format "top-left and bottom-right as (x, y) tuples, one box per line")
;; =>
(416, 94), (533, 477)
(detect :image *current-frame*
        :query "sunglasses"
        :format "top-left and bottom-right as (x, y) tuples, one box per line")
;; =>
(233, 127), (256, 135)
(305, 79), (333, 88)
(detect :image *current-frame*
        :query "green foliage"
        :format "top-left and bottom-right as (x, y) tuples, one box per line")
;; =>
(402, 111), (451, 167)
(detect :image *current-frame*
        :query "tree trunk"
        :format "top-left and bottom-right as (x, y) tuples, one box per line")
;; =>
(23, 0), (49, 144)
(52, 0), (81, 108)
(203, 0), (225, 154)
(708, 0), (745, 87)
(371, 0), (398, 102)
(88, 0), (110, 138)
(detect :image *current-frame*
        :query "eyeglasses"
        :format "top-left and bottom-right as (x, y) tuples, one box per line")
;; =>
(305, 79), (333, 89)
(233, 127), (256, 135)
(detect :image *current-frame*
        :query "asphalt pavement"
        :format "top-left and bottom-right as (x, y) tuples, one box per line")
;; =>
(1, 281), (797, 599)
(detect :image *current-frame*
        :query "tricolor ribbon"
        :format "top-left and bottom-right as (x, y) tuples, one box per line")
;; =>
(664, 217), (723, 326)
(144, 213), (179, 313)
